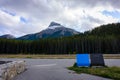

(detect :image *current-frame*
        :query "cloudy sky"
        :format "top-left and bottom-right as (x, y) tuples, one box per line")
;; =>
(0, 0), (120, 37)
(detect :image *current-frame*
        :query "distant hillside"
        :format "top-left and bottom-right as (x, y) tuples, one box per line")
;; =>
(0, 34), (15, 39)
(84, 23), (120, 36)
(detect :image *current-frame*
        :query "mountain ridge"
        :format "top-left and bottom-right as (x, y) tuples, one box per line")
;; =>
(17, 22), (80, 40)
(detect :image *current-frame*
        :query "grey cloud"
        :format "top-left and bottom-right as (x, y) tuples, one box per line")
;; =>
(1, 0), (120, 19)
(73, 0), (105, 7)
(109, 0), (120, 9)
(59, 0), (120, 9)
(0, 0), (62, 19)
(58, 0), (105, 8)
(86, 16), (104, 24)
(0, 0), (64, 32)
(0, 25), (25, 37)
(79, 22), (93, 32)
(1, 0), (119, 21)
(79, 15), (105, 32)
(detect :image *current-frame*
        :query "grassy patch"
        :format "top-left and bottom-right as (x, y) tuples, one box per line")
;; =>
(68, 65), (120, 80)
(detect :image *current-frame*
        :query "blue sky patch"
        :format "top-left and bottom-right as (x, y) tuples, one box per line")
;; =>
(0, 8), (16, 16)
(102, 10), (120, 19)
(20, 17), (28, 23)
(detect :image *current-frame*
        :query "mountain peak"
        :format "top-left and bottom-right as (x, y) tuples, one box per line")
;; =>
(48, 22), (61, 27)
(47, 22), (63, 29)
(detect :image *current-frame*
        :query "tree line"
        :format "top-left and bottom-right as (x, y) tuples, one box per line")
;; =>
(0, 35), (119, 54)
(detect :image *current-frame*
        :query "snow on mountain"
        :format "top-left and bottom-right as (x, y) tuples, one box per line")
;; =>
(47, 22), (63, 29)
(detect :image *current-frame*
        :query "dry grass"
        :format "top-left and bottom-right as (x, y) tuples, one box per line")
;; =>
(0, 54), (75, 59)
(0, 54), (120, 59)
(103, 54), (120, 59)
